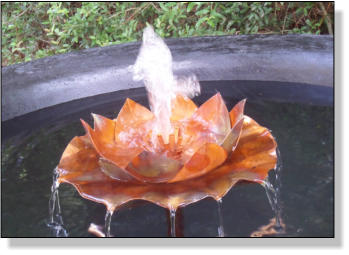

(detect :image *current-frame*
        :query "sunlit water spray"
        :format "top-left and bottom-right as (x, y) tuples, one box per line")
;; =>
(130, 26), (200, 144)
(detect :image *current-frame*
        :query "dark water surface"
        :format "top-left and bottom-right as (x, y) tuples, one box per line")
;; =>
(1, 82), (334, 237)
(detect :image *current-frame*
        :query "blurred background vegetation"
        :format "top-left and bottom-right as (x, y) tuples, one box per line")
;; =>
(1, 1), (334, 66)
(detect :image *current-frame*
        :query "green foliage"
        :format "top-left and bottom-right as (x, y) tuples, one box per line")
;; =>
(1, 2), (333, 66)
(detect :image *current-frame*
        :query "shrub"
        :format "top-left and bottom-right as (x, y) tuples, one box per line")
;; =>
(1, 2), (334, 66)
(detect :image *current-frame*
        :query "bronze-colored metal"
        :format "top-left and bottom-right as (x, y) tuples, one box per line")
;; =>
(57, 93), (277, 212)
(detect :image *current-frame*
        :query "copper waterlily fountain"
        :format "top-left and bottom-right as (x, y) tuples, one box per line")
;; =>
(52, 26), (279, 237)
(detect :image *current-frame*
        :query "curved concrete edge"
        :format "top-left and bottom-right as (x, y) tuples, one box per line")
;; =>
(2, 34), (333, 121)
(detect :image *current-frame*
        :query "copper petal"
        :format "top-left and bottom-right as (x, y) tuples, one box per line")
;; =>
(91, 114), (115, 144)
(220, 99), (246, 152)
(170, 95), (197, 122)
(214, 115), (277, 182)
(220, 118), (244, 152)
(180, 93), (231, 161)
(169, 143), (228, 183)
(81, 118), (143, 169)
(125, 151), (183, 183)
(229, 99), (246, 127)
(114, 98), (154, 146)
(99, 158), (135, 182)
(58, 135), (112, 184)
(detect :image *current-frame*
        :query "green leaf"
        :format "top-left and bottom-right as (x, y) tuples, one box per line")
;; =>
(195, 17), (207, 29)
(211, 10), (225, 20)
(304, 7), (308, 16)
(159, 2), (168, 12)
(196, 9), (209, 16)
(187, 2), (195, 12)
(207, 19), (215, 28)
(226, 20), (234, 30)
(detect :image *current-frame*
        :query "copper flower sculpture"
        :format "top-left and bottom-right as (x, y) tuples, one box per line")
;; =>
(57, 95), (277, 219)
(55, 26), (278, 237)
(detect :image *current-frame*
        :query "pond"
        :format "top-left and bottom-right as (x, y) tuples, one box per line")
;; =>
(1, 80), (333, 237)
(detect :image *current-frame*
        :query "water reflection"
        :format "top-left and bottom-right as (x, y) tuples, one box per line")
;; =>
(250, 217), (286, 237)
(88, 223), (105, 237)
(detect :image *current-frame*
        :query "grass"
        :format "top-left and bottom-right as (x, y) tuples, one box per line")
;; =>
(1, 2), (334, 66)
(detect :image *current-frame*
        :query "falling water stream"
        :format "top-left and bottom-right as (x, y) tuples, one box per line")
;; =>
(216, 199), (225, 237)
(261, 180), (283, 233)
(47, 168), (68, 237)
(169, 209), (177, 237)
(259, 148), (284, 234)
(104, 211), (113, 237)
